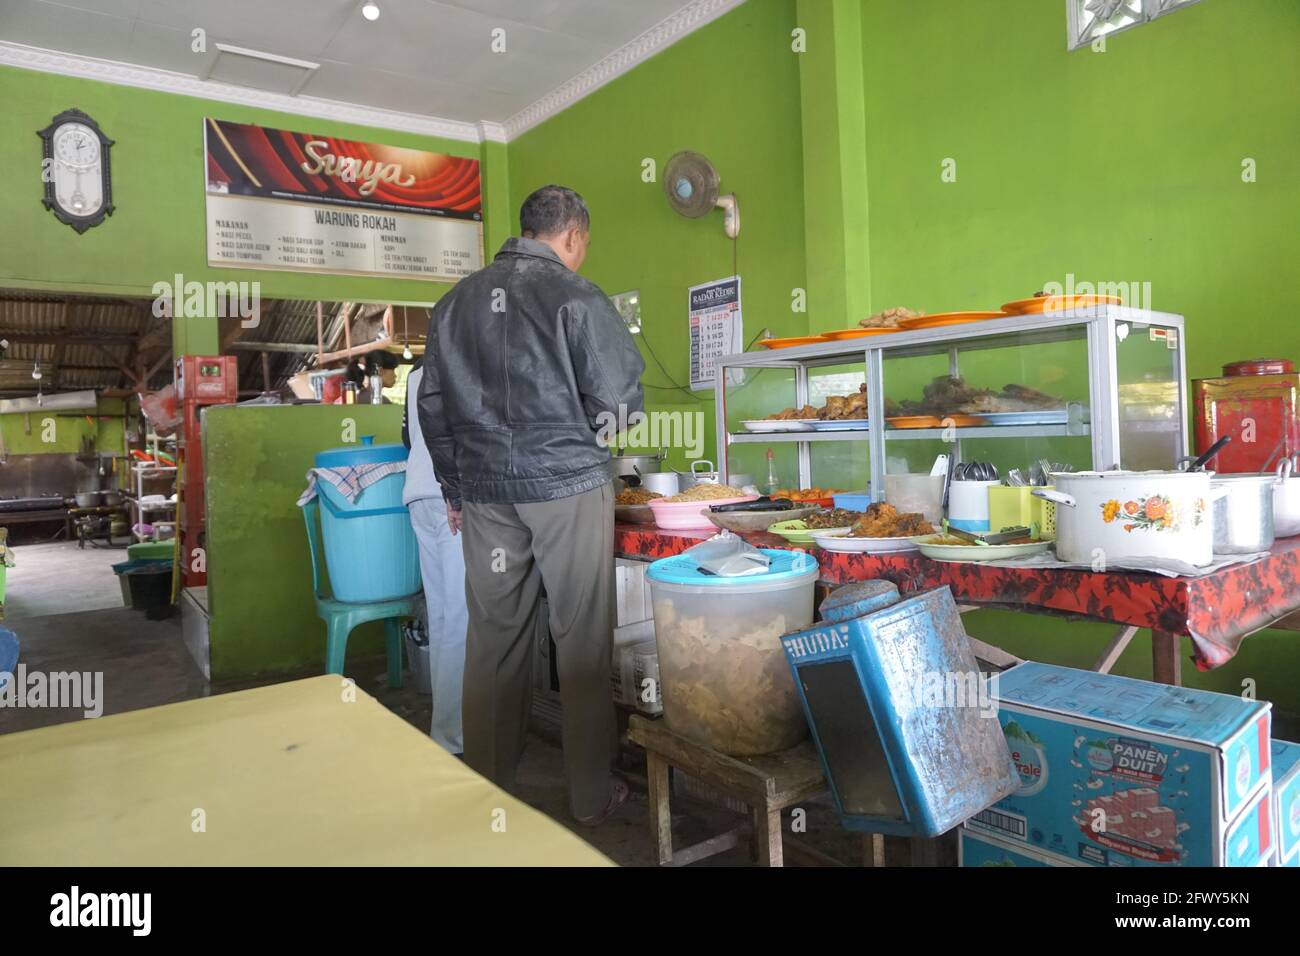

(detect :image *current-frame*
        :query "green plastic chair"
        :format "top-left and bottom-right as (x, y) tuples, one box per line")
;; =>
(302, 498), (415, 687)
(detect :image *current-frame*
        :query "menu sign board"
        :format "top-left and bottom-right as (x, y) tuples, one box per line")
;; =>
(688, 276), (743, 390)
(204, 118), (483, 281)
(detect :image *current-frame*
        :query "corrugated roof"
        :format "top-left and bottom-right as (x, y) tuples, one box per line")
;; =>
(0, 290), (428, 397)
(0, 290), (165, 395)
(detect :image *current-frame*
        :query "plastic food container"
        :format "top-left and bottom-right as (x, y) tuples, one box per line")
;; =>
(646, 549), (818, 755)
(987, 485), (1057, 537)
(883, 473), (944, 525)
(647, 494), (755, 530)
(947, 479), (1000, 532)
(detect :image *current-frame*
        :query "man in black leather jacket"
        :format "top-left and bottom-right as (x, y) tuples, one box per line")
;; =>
(418, 185), (644, 824)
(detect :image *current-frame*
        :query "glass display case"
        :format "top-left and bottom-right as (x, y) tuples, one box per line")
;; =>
(713, 306), (1188, 494)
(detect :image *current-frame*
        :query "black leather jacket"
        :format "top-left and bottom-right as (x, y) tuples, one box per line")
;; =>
(417, 237), (645, 508)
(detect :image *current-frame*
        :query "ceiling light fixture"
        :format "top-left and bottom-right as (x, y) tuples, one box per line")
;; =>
(362, 2), (381, 21)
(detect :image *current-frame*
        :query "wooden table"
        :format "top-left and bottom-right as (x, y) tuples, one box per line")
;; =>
(0, 507), (72, 539)
(0, 676), (614, 866)
(628, 714), (829, 867)
(616, 525), (1300, 682)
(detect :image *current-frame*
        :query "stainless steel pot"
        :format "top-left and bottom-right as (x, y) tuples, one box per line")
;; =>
(674, 460), (754, 491)
(607, 449), (664, 483)
(639, 472), (680, 497)
(74, 491), (103, 508)
(101, 490), (124, 507)
(674, 459), (719, 491)
(1274, 459), (1300, 538)
(1211, 474), (1276, 554)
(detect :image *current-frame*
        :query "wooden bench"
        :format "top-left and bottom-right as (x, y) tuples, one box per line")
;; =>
(627, 714), (832, 867)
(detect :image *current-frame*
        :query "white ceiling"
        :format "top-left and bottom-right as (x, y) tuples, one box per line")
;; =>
(0, 0), (720, 133)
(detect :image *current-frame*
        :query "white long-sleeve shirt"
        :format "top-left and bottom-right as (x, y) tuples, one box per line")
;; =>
(403, 365), (445, 505)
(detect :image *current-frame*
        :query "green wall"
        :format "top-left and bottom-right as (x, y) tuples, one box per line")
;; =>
(855, 0), (1300, 719)
(505, 0), (807, 473)
(0, 396), (126, 456)
(204, 404), (402, 682)
(0, 66), (491, 680)
(859, 0), (1300, 381)
(505, 0), (1300, 718)
(0, 65), (487, 310)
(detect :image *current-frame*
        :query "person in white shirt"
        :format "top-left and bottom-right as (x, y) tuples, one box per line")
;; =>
(402, 361), (468, 753)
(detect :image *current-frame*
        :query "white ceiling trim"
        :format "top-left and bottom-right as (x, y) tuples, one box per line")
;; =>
(501, 0), (749, 140)
(0, 0), (749, 144)
(477, 121), (508, 144)
(0, 39), (482, 144)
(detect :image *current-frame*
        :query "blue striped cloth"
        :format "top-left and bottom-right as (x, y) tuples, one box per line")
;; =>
(296, 461), (406, 508)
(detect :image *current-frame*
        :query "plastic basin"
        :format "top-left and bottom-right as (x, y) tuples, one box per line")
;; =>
(647, 549), (817, 755)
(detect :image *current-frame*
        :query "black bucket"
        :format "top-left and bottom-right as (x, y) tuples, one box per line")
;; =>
(124, 566), (174, 618)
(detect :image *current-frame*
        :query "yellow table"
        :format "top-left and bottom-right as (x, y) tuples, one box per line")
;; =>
(0, 675), (613, 866)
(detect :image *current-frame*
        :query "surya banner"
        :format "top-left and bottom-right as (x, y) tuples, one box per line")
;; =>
(204, 118), (483, 281)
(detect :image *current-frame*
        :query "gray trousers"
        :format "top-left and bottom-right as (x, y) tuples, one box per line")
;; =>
(460, 482), (615, 818)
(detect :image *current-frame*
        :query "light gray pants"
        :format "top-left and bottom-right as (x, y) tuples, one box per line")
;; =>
(408, 497), (468, 754)
(460, 482), (616, 819)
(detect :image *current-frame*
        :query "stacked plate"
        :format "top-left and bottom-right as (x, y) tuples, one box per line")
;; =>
(811, 530), (919, 553)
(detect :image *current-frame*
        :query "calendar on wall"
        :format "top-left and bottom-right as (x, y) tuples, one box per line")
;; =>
(687, 275), (743, 391)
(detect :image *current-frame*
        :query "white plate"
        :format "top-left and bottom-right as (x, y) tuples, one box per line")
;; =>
(811, 529), (919, 553)
(808, 419), (870, 431)
(742, 419), (816, 432)
(914, 536), (1054, 562)
(978, 410), (1068, 426)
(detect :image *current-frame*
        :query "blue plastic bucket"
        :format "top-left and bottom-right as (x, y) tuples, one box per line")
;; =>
(314, 437), (419, 603)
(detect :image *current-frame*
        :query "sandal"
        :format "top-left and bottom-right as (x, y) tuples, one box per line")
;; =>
(575, 777), (629, 827)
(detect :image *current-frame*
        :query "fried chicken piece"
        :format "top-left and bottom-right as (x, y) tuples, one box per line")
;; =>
(850, 502), (900, 537)
(859, 307), (921, 329)
(893, 512), (935, 536)
(820, 395), (850, 419)
(848, 502), (933, 537)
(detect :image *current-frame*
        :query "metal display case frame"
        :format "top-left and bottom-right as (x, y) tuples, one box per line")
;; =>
(713, 305), (1188, 492)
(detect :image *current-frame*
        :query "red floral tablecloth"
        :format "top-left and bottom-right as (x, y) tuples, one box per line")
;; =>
(615, 525), (1300, 671)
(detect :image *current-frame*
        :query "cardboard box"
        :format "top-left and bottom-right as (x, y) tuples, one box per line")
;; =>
(1271, 739), (1300, 862)
(959, 826), (1085, 867)
(969, 662), (1273, 866)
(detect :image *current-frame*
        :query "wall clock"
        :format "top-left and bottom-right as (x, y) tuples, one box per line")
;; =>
(37, 108), (115, 233)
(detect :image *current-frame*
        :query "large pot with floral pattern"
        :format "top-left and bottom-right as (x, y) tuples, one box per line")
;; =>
(1033, 470), (1216, 566)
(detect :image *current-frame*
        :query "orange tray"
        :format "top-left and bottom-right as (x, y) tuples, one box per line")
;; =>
(820, 327), (900, 340)
(886, 414), (988, 428)
(885, 415), (943, 429)
(758, 335), (830, 349)
(1001, 294), (1122, 315)
(898, 311), (1006, 330)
